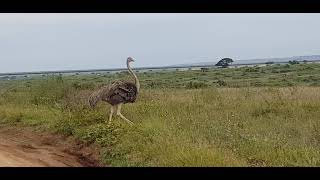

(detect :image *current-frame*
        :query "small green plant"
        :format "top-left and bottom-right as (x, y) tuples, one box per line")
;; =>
(185, 81), (209, 89)
(244, 67), (259, 72)
(217, 80), (227, 86)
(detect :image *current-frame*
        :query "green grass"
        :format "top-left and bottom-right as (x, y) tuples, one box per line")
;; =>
(1, 63), (320, 166)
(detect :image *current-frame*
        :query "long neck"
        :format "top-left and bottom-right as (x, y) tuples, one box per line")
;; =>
(127, 61), (140, 93)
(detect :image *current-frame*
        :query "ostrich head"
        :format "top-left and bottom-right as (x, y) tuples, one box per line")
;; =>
(127, 57), (135, 63)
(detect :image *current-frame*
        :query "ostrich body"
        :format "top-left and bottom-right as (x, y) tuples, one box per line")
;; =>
(88, 57), (140, 125)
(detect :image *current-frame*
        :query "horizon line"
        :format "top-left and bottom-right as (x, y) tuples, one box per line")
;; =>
(1, 54), (320, 76)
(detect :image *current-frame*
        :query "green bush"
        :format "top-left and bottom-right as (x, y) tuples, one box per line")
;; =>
(185, 81), (209, 89)
(217, 80), (227, 87)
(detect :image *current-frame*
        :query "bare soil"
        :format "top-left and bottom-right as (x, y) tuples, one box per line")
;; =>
(0, 125), (105, 167)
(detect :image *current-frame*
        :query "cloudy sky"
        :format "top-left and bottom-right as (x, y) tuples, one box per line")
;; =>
(0, 13), (320, 73)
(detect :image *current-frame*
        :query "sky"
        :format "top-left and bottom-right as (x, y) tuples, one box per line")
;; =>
(0, 13), (320, 73)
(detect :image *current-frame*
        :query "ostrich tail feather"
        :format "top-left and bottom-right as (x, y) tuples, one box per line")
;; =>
(88, 89), (103, 108)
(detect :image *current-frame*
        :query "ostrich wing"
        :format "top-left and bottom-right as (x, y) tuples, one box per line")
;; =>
(104, 80), (137, 105)
(118, 86), (131, 92)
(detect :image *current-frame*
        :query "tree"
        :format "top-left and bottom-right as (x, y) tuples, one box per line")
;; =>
(215, 58), (234, 68)
(289, 60), (300, 65)
(265, 61), (274, 65)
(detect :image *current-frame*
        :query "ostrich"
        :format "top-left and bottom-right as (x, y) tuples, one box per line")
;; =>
(88, 57), (140, 125)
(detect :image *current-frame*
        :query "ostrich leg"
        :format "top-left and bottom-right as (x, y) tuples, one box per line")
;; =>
(107, 106), (115, 124)
(116, 104), (134, 125)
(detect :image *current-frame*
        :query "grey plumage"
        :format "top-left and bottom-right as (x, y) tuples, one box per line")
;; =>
(88, 80), (138, 108)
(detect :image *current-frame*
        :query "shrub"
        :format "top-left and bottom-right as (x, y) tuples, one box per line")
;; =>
(185, 81), (208, 89)
(217, 80), (227, 87)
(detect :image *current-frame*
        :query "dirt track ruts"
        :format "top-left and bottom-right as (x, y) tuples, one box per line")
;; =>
(0, 126), (104, 167)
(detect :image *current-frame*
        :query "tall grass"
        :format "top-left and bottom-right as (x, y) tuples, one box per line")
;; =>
(1, 63), (320, 166)
(1, 73), (320, 166)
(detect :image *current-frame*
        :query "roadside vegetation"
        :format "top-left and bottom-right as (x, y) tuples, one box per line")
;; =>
(1, 63), (320, 166)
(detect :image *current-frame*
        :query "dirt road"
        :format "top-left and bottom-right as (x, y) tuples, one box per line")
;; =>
(0, 126), (103, 167)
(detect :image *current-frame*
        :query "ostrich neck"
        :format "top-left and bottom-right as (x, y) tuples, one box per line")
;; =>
(127, 61), (140, 93)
